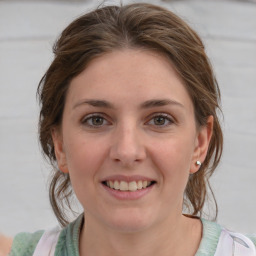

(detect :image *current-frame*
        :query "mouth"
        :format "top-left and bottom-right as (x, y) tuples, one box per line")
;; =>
(102, 180), (156, 192)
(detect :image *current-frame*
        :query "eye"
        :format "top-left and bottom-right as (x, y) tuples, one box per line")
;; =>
(147, 113), (174, 127)
(81, 114), (110, 127)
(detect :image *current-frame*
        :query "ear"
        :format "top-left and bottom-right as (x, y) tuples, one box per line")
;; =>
(51, 127), (69, 173)
(190, 116), (214, 174)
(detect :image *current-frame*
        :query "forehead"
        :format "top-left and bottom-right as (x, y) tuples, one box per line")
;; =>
(66, 49), (193, 110)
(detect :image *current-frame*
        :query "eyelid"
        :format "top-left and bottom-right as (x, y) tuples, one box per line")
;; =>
(146, 112), (175, 126)
(81, 113), (111, 127)
(80, 112), (175, 128)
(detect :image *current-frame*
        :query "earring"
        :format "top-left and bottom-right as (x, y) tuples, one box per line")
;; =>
(196, 160), (201, 167)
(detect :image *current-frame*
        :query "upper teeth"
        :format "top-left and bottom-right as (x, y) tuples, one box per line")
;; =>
(106, 180), (152, 191)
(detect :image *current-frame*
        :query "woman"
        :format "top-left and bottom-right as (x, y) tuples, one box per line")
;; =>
(6, 2), (256, 256)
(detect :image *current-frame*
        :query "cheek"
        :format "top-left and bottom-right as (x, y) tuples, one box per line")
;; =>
(150, 137), (195, 206)
(150, 134), (195, 180)
(63, 137), (108, 207)
(64, 135), (107, 181)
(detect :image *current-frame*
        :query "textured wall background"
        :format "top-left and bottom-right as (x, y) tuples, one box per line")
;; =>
(0, 0), (255, 236)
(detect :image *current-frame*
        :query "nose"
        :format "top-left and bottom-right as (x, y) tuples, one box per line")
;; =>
(109, 124), (146, 167)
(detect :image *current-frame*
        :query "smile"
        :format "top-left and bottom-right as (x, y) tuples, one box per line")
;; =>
(102, 180), (156, 192)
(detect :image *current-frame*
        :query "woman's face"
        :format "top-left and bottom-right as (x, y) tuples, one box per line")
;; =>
(52, 49), (212, 232)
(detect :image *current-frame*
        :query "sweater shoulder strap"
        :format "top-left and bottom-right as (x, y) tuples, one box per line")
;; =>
(32, 227), (61, 256)
(215, 228), (256, 256)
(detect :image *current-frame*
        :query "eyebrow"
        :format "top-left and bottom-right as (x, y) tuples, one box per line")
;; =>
(140, 99), (184, 109)
(73, 98), (184, 109)
(73, 99), (114, 109)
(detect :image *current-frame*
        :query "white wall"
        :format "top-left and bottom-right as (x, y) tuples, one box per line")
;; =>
(0, 0), (255, 236)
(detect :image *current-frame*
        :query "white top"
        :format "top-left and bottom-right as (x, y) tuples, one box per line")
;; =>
(32, 226), (61, 256)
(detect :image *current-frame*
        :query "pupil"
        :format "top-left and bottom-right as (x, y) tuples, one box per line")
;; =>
(154, 116), (165, 125)
(92, 117), (103, 125)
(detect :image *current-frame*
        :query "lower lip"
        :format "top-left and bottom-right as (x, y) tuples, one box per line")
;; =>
(101, 183), (155, 200)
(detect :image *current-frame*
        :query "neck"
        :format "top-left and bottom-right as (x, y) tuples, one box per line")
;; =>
(79, 213), (202, 256)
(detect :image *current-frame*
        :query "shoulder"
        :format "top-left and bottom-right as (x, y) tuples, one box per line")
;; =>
(8, 215), (83, 256)
(216, 229), (256, 255)
(244, 233), (256, 247)
(54, 214), (84, 256)
(9, 230), (44, 256)
(197, 219), (256, 256)
(196, 218), (222, 255)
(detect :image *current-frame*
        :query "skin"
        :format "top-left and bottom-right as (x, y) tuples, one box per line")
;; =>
(52, 49), (213, 256)
(0, 234), (12, 256)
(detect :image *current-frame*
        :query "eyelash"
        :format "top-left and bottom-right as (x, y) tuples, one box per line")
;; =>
(81, 113), (110, 128)
(81, 113), (174, 128)
(147, 113), (174, 127)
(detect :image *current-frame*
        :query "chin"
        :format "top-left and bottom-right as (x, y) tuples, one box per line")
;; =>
(104, 209), (156, 233)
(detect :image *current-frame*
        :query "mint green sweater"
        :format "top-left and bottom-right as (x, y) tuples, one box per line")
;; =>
(9, 215), (256, 256)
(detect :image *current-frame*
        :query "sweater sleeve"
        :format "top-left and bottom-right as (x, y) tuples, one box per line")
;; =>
(246, 234), (256, 247)
(9, 230), (44, 256)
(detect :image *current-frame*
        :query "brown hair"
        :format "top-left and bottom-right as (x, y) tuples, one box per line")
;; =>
(38, 3), (223, 227)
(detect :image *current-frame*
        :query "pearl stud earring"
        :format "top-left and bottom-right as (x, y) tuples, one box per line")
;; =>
(196, 160), (201, 167)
